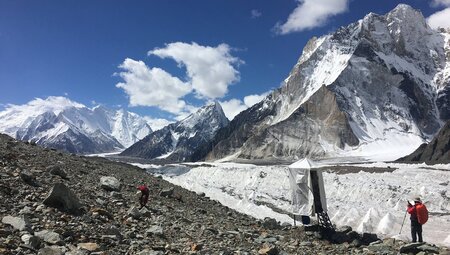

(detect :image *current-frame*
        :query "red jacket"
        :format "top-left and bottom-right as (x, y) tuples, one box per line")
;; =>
(407, 203), (420, 221)
(138, 185), (149, 195)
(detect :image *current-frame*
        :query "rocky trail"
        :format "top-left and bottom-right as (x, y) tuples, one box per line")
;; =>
(1, 133), (449, 255)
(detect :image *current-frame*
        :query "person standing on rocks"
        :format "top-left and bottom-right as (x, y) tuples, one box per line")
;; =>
(137, 184), (150, 209)
(407, 197), (425, 243)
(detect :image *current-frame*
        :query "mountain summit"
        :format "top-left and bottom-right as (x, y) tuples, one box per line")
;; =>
(120, 101), (229, 161)
(0, 97), (152, 154)
(196, 4), (450, 162)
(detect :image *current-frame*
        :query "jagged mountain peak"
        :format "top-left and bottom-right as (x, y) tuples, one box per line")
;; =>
(120, 101), (229, 161)
(0, 97), (152, 154)
(196, 4), (449, 163)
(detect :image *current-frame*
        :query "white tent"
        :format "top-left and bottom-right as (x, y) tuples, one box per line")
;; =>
(288, 158), (327, 216)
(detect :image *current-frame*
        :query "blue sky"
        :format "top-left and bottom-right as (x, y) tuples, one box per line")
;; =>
(1, 0), (450, 129)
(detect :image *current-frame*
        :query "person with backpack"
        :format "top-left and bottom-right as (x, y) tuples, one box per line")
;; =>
(407, 197), (428, 242)
(137, 184), (150, 209)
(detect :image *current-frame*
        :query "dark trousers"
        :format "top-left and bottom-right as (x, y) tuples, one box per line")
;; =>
(140, 194), (149, 208)
(411, 221), (423, 242)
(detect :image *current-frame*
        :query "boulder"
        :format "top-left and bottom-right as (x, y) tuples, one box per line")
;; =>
(127, 206), (141, 219)
(262, 217), (280, 230)
(77, 242), (99, 251)
(258, 244), (279, 255)
(20, 172), (39, 186)
(146, 225), (164, 236)
(43, 183), (82, 214)
(35, 230), (62, 245)
(2, 215), (30, 231)
(159, 187), (174, 197)
(399, 242), (424, 254)
(47, 165), (67, 179)
(21, 234), (41, 249)
(37, 247), (64, 255)
(417, 243), (440, 254)
(100, 176), (120, 191)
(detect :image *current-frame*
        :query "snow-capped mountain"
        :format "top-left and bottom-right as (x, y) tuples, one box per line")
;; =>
(120, 102), (229, 161)
(196, 4), (450, 162)
(0, 97), (152, 154)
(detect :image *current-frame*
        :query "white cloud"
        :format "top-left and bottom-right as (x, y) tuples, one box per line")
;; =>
(220, 92), (269, 120)
(116, 58), (192, 115)
(149, 42), (241, 99)
(427, 7), (450, 29)
(143, 116), (174, 131)
(251, 9), (262, 18)
(220, 99), (248, 120)
(431, 0), (450, 7)
(275, 0), (349, 34)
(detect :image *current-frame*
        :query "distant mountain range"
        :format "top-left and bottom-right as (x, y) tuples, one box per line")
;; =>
(0, 97), (152, 154)
(1, 5), (448, 162)
(191, 4), (450, 162)
(120, 102), (229, 162)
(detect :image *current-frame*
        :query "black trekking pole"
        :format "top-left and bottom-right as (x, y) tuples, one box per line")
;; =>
(399, 209), (408, 234)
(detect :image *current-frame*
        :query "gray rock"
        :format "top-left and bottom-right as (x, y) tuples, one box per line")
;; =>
(20, 171), (39, 186)
(35, 230), (62, 245)
(262, 217), (280, 230)
(2, 215), (30, 231)
(399, 242), (424, 253)
(127, 206), (141, 219)
(146, 225), (164, 236)
(159, 187), (174, 197)
(21, 234), (41, 249)
(43, 183), (82, 214)
(47, 165), (67, 179)
(100, 176), (121, 191)
(366, 244), (392, 253)
(337, 225), (352, 234)
(137, 250), (164, 255)
(417, 243), (440, 254)
(37, 246), (64, 255)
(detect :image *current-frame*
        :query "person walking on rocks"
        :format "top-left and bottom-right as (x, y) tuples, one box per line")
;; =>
(137, 184), (149, 209)
(407, 197), (428, 243)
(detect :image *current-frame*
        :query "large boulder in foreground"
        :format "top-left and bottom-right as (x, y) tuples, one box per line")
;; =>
(100, 176), (121, 191)
(43, 183), (82, 214)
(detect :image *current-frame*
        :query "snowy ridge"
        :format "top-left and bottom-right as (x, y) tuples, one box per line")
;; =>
(209, 4), (450, 162)
(120, 101), (229, 161)
(0, 97), (152, 153)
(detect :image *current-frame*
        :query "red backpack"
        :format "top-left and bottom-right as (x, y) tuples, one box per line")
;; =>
(416, 203), (428, 225)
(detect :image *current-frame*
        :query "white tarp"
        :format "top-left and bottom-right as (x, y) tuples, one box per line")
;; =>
(288, 158), (327, 216)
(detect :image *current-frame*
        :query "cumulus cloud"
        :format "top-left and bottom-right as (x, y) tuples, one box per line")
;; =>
(149, 42), (241, 99)
(220, 92), (269, 120)
(427, 7), (450, 29)
(143, 116), (174, 131)
(431, 0), (450, 7)
(251, 9), (262, 18)
(116, 58), (192, 115)
(275, 0), (348, 34)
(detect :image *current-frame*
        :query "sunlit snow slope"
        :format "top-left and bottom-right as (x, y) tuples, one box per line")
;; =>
(0, 96), (152, 154)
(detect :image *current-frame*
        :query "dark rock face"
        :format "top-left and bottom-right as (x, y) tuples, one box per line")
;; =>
(397, 120), (450, 163)
(121, 102), (229, 162)
(236, 86), (359, 160)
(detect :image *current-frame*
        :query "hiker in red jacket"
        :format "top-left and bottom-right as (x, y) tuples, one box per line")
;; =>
(407, 197), (423, 242)
(137, 184), (150, 209)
